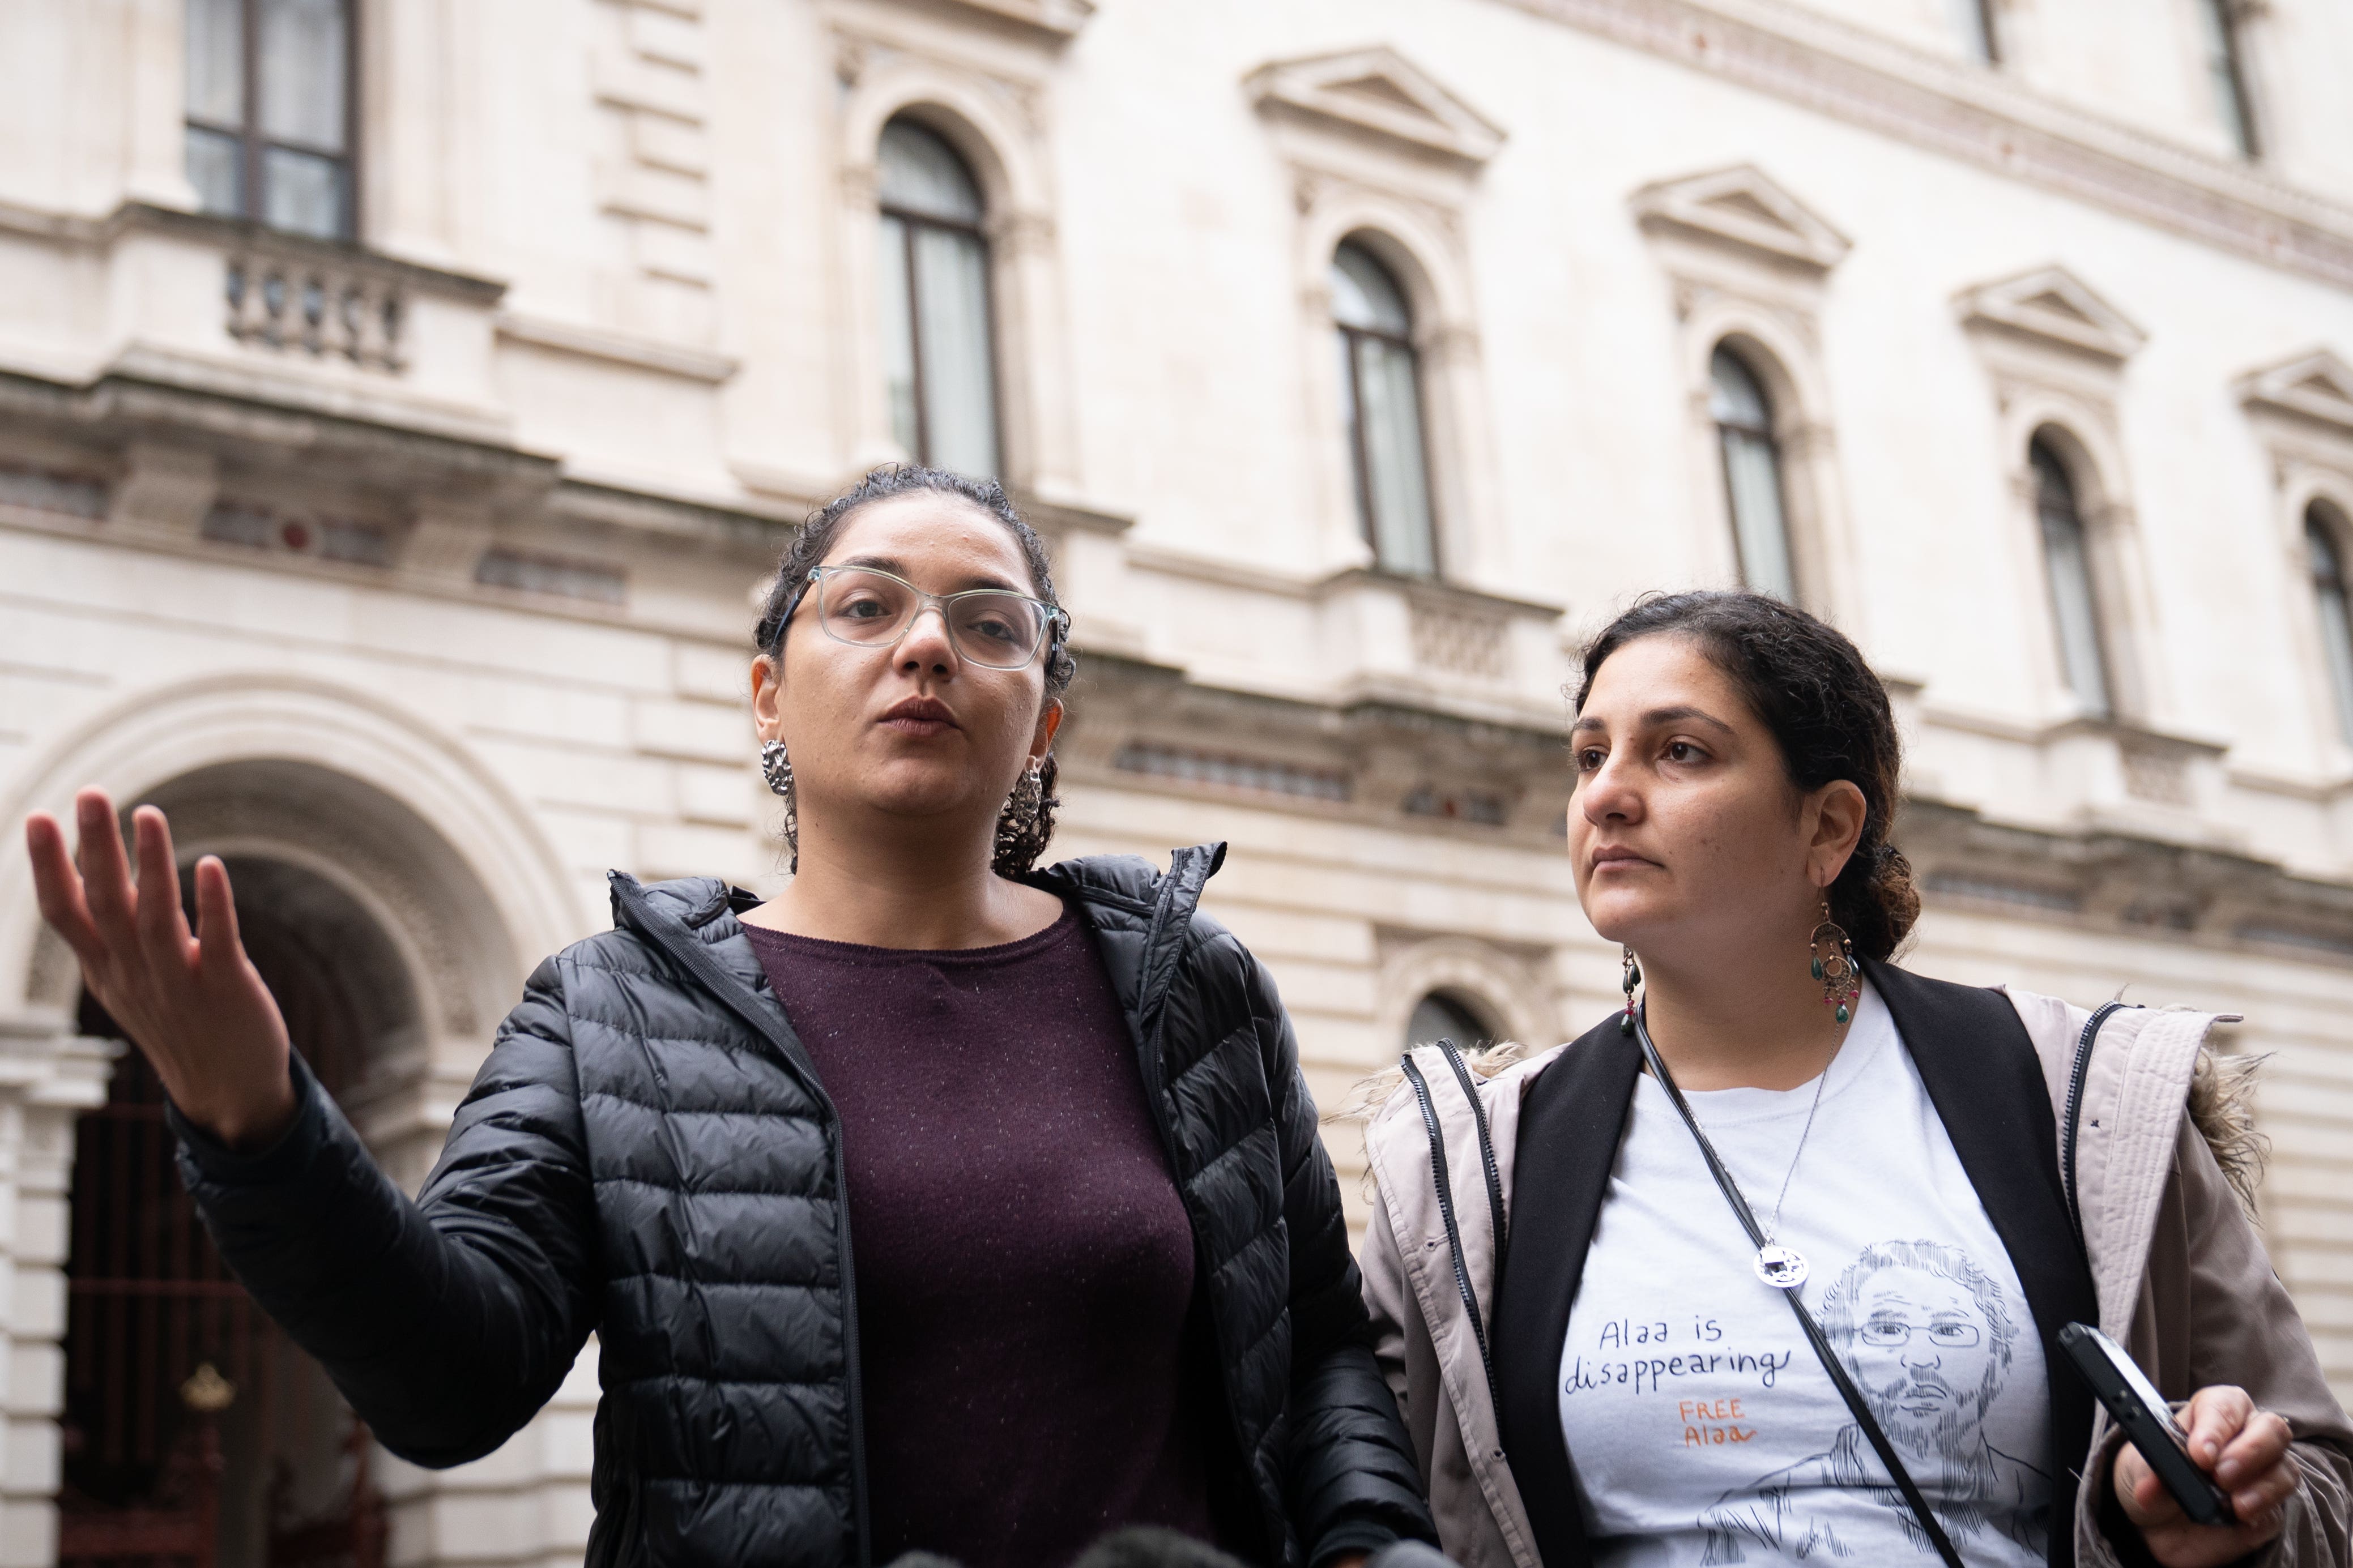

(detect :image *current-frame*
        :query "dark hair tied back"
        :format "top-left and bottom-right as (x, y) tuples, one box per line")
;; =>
(755, 464), (1076, 879)
(1571, 590), (1919, 961)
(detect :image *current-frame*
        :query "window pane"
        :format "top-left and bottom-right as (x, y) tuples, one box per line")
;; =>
(2310, 516), (2353, 743)
(186, 0), (246, 126)
(1711, 347), (1794, 599)
(878, 214), (920, 459)
(1408, 993), (1490, 1051)
(1720, 426), (1795, 600)
(1332, 243), (1410, 335)
(186, 126), (244, 217)
(877, 120), (982, 224)
(262, 146), (347, 239)
(1708, 345), (1770, 430)
(1354, 334), (1436, 576)
(1949, 0), (1998, 61)
(2035, 447), (2112, 716)
(2196, 0), (2257, 156)
(909, 224), (998, 476)
(259, 0), (348, 151)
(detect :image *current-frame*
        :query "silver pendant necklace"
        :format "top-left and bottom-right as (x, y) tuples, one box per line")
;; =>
(1749, 1057), (1833, 1289)
(1634, 1009), (1839, 1292)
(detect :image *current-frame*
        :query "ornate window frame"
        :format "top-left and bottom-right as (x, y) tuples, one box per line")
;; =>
(828, 6), (1083, 497)
(1374, 931), (1558, 1062)
(1956, 265), (2164, 727)
(2239, 348), (2353, 776)
(1631, 165), (1858, 621)
(1247, 48), (1507, 584)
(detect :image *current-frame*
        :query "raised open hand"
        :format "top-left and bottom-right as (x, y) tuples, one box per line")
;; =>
(24, 788), (296, 1150)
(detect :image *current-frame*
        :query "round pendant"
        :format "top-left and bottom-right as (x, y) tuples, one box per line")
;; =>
(1754, 1245), (1809, 1290)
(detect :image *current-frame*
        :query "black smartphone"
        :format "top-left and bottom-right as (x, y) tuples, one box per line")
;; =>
(2058, 1322), (2236, 1528)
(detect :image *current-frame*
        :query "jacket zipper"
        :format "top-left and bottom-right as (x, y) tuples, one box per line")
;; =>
(1435, 1039), (1508, 1280)
(612, 879), (874, 1568)
(2062, 1001), (2129, 1247)
(1126, 848), (1212, 1178)
(1402, 1054), (1499, 1412)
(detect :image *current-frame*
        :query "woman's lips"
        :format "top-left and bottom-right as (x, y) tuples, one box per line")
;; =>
(1589, 848), (1656, 873)
(879, 698), (957, 737)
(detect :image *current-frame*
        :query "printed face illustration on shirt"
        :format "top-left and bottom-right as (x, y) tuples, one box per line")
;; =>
(1847, 1264), (2002, 1456)
(1696, 1240), (2047, 1564)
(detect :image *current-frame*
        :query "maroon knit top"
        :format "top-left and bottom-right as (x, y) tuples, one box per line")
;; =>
(739, 908), (1219, 1568)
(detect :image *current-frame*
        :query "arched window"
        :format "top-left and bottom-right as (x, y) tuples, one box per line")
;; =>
(1332, 241), (1437, 577)
(185, 0), (355, 240)
(2307, 503), (2353, 743)
(2032, 435), (2113, 717)
(1407, 992), (1492, 1052)
(877, 118), (999, 476)
(2196, 0), (2260, 157)
(1710, 345), (1797, 601)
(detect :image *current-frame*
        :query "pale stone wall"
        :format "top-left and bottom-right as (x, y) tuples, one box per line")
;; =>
(2, 1), (2353, 1563)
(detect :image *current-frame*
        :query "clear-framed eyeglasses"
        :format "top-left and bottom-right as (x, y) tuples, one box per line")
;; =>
(787, 565), (1068, 670)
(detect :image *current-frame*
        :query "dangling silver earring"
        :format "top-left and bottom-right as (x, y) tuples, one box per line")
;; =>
(1810, 900), (1859, 1025)
(1619, 945), (1642, 1036)
(992, 761), (1043, 865)
(761, 739), (799, 868)
(760, 738), (793, 798)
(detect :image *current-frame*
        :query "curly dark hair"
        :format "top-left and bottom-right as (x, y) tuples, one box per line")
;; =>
(1571, 590), (1919, 960)
(755, 465), (1075, 878)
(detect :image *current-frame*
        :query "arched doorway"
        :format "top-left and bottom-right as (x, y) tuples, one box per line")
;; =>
(59, 845), (420, 1568)
(1406, 989), (1497, 1053)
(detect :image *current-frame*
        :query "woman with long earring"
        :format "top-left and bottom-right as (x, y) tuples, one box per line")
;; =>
(1357, 591), (2352, 1568)
(23, 465), (1436, 1568)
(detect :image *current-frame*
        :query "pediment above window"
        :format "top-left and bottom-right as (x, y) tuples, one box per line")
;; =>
(1245, 47), (1504, 168)
(1955, 266), (2146, 363)
(852, 0), (1093, 45)
(2239, 348), (2353, 435)
(1630, 165), (1851, 273)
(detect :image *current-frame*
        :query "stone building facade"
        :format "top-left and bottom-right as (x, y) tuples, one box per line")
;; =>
(3, 0), (2353, 1563)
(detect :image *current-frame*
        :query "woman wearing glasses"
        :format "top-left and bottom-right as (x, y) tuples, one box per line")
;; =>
(23, 466), (1435, 1568)
(1357, 591), (2352, 1568)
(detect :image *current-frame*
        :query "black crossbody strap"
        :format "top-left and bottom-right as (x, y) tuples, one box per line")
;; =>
(1634, 1018), (1967, 1568)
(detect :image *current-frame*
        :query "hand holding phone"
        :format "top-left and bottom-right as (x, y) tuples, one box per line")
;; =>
(2058, 1323), (2300, 1568)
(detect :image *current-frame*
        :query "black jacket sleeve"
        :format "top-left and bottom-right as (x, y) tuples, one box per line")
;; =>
(173, 953), (600, 1468)
(1240, 947), (1439, 1565)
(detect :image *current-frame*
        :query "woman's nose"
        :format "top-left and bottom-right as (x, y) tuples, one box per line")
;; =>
(1579, 756), (1641, 824)
(896, 604), (958, 669)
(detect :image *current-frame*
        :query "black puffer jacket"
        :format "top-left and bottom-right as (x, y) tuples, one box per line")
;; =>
(175, 844), (1434, 1568)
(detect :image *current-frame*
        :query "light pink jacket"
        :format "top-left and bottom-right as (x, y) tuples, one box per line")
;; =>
(1358, 988), (2353, 1567)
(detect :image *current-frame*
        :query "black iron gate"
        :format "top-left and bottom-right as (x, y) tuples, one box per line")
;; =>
(61, 990), (386, 1568)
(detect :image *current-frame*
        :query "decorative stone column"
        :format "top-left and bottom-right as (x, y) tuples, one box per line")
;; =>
(0, 1022), (117, 1568)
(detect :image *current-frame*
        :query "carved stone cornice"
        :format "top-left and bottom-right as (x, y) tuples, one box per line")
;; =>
(1060, 653), (1572, 844)
(1631, 164), (1852, 274)
(1902, 798), (2353, 964)
(2238, 349), (2353, 439)
(1956, 265), (2147, 364)
(1245, 46), (1506, 170)
(1497, 0), (2353, 291)
(843, 0), (1093, 46)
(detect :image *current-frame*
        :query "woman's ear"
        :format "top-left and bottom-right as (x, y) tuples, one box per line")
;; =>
(1807, 779), (1869, 890)
(1029, 699), (1065, 764)
(751, 653), (783, 741)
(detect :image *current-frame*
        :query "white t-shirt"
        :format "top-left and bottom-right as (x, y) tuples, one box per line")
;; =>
(1557, 979), (2054, 1566)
